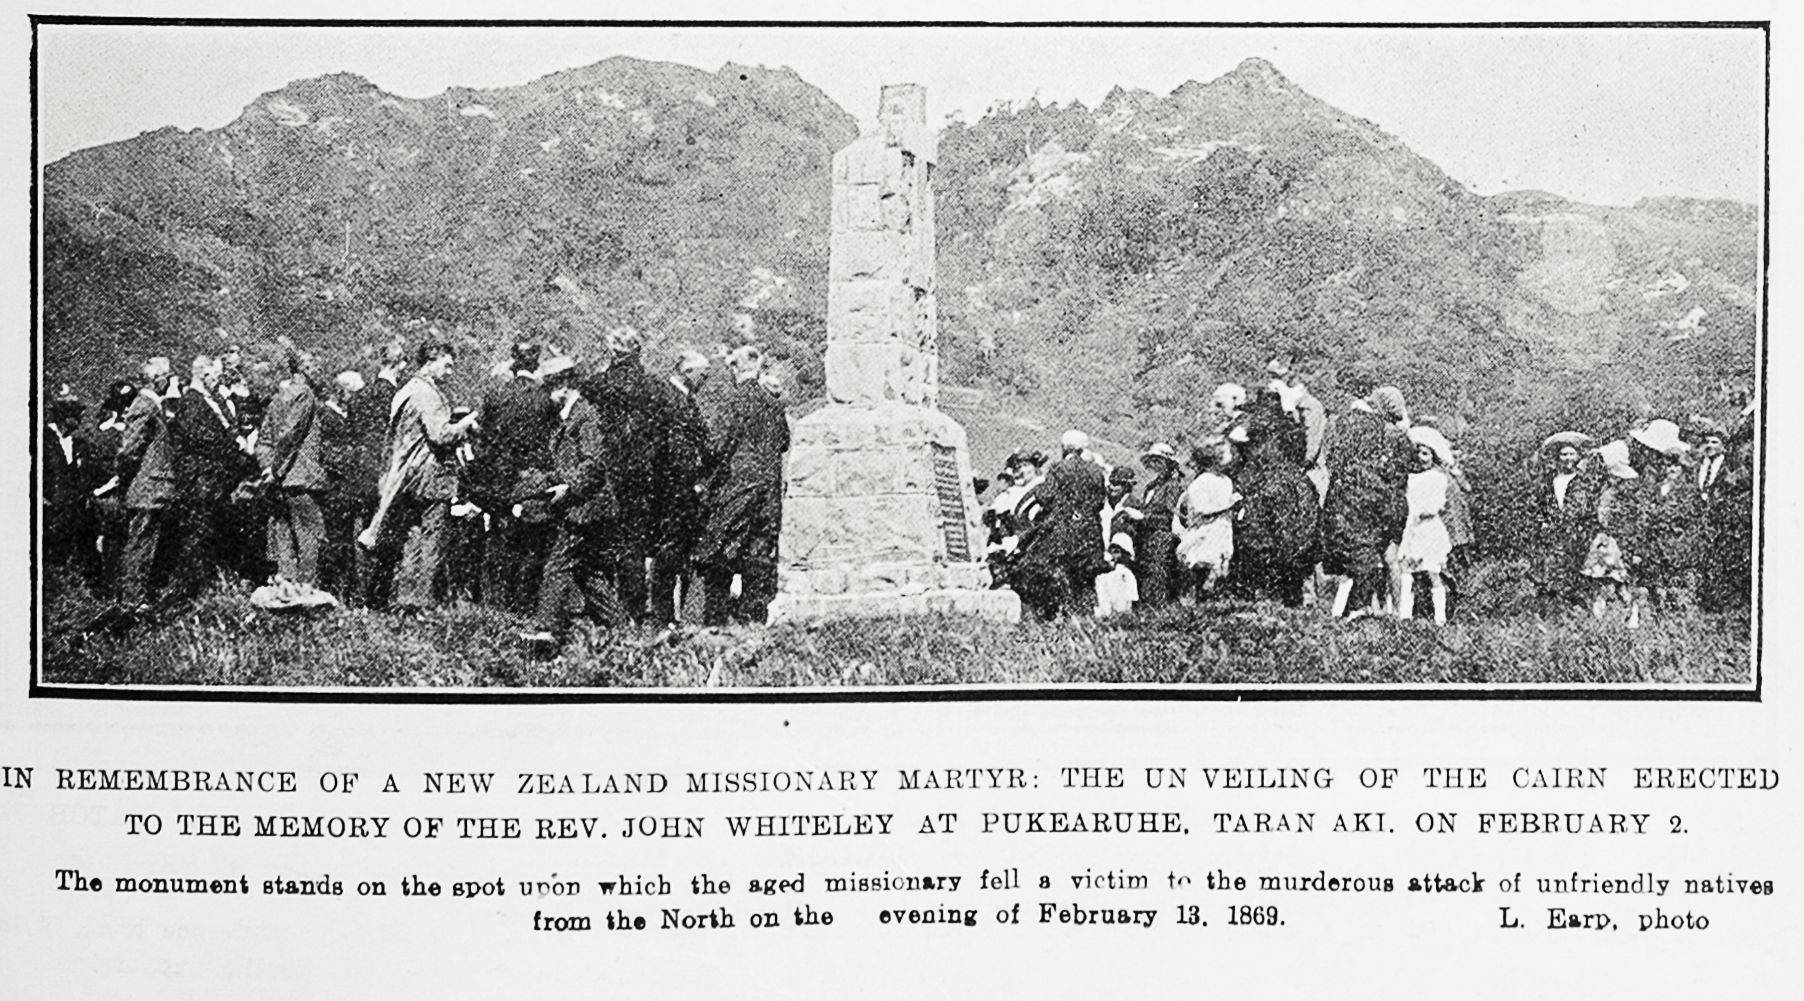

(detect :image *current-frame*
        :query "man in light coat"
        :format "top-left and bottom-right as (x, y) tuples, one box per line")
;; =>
(116, 357), (176, 607)
(362, 339), (478, 612)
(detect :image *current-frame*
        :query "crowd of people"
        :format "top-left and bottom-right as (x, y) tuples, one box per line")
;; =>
(979, 356), (1756, 627)
(42, 327), (791, 650)
(43, 338), (1754, 640)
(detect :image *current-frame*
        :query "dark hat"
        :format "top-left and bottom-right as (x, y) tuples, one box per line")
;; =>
(1108, 466), (1138, 487)
(510, 341), (542, 373)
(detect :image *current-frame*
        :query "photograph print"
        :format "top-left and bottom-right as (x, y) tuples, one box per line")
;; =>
(31, 20), (1765, 693)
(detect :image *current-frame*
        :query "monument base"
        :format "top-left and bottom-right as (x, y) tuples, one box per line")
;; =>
(769, 558), (1021, 624)
(773, 402), (1018, 624)
(768, 586), (1021, 625)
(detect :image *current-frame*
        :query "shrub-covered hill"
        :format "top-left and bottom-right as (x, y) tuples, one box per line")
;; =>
(44, 55), (1758, 544)
(44, 57), (856, 398)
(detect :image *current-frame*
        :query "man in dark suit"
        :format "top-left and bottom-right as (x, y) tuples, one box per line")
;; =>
(648, 350), (713, 624)
(168, 354), (255, 599)
(692, 345), (790, 626)
(472, 342), (559, 614)
(1015, 430), (1108, 618)
(524, 357), (626, 648)
(582, 326), (672, 622)
(348, 345), (405, 607)
(44, 389), (101, 583)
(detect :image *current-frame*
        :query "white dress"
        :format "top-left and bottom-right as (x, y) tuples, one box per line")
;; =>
(1174, 472), (1238, 572)
(1094, 565), (1139, 618)
(1398, 468), (1452, 573)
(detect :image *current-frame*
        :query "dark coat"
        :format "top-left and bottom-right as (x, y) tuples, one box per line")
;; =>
(1021, 454), (1107, 561)
(44, 421), (97, 510)
(170, 387), (251, 503)
(693, 377), (789, 567)
(1320, 409), (1415, 575)
(470, 375), (558, 509)
(1234, 440), (1320, 568)
(548, 397), (617, 526)
(586, 356), (675, 545)
(653, 376), (711, 551)
(256, 380), (326, 491)
(320, 398), (377, 500)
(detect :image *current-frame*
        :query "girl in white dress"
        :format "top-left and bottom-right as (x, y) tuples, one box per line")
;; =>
(1398, 426), (1454, 624)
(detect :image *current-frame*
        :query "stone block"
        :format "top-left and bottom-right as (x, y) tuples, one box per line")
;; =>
(845, 183), (883, 230)
(829, 277), (906, 318)
(842, 138), (895, 185)
(777, 496), (836, 564)
(826, 343), (907, 405)
(824, 298), (896, 345)
(830, 230), (904, 280)
(766, 587), (1021, 625)
(809, 405), (879, 448)
(833, 448), (903, 497)
(785, 445), (835, 497)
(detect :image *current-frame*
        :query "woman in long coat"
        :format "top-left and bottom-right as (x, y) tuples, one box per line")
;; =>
(1228, 407), (1320, 607)
(1133, 443), (1186, 607)
(1321, 392), (1416, 617)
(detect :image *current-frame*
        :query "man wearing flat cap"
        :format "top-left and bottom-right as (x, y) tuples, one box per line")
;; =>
(526, 356), (627, 648)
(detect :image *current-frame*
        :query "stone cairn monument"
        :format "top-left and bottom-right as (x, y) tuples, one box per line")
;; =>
(767, 84), (1021, 624)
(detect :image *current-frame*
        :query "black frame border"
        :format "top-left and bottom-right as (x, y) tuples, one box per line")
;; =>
(23, 15), (1772, 704)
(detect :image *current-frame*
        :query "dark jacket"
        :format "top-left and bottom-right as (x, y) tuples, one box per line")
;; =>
(120, 389), (177, 510)
(1022, 454), (1107, 561)
(256, 379), (326, 491)
(1234, 439), (1320, 567)
(693, 377), (789, 566)
(653, 376), (711, 549)
(549, 396), (616, 525)
(170, 386), (250, 503)
(1320, 408), (1415, 575)
(585, 356), (673, 543)
(471, 374), (558, 509)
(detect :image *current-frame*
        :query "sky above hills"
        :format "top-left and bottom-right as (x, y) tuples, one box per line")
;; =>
(37, 22), (1764, 207)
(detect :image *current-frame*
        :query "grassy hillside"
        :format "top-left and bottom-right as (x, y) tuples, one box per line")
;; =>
(42, 576), (1750, 689)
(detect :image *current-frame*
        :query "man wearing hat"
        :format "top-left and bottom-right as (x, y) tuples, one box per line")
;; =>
(525, 356), (627, 648)
(44, 387), (100, 582)
(1013, 430), (1108, 618)
(468, 341), (559, 614)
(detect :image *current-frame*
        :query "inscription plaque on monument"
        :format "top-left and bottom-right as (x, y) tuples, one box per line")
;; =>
(767, 84), (1020, 624)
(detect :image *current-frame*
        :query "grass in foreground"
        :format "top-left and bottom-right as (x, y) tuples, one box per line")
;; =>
(39, 575), (1753, 689)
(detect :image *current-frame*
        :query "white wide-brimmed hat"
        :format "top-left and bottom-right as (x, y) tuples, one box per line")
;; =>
(1407, 425), (1455, 468)
(1629, 419), (1689, 457)
(1140, 442), (1178, 465)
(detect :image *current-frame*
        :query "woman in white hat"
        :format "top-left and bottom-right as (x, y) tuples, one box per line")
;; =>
(1397, 426), (1454, 624)
(1134, 442), (1186, 607)
(1580, 439), (1648, 627)
(1627, 419), (1704, 613)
